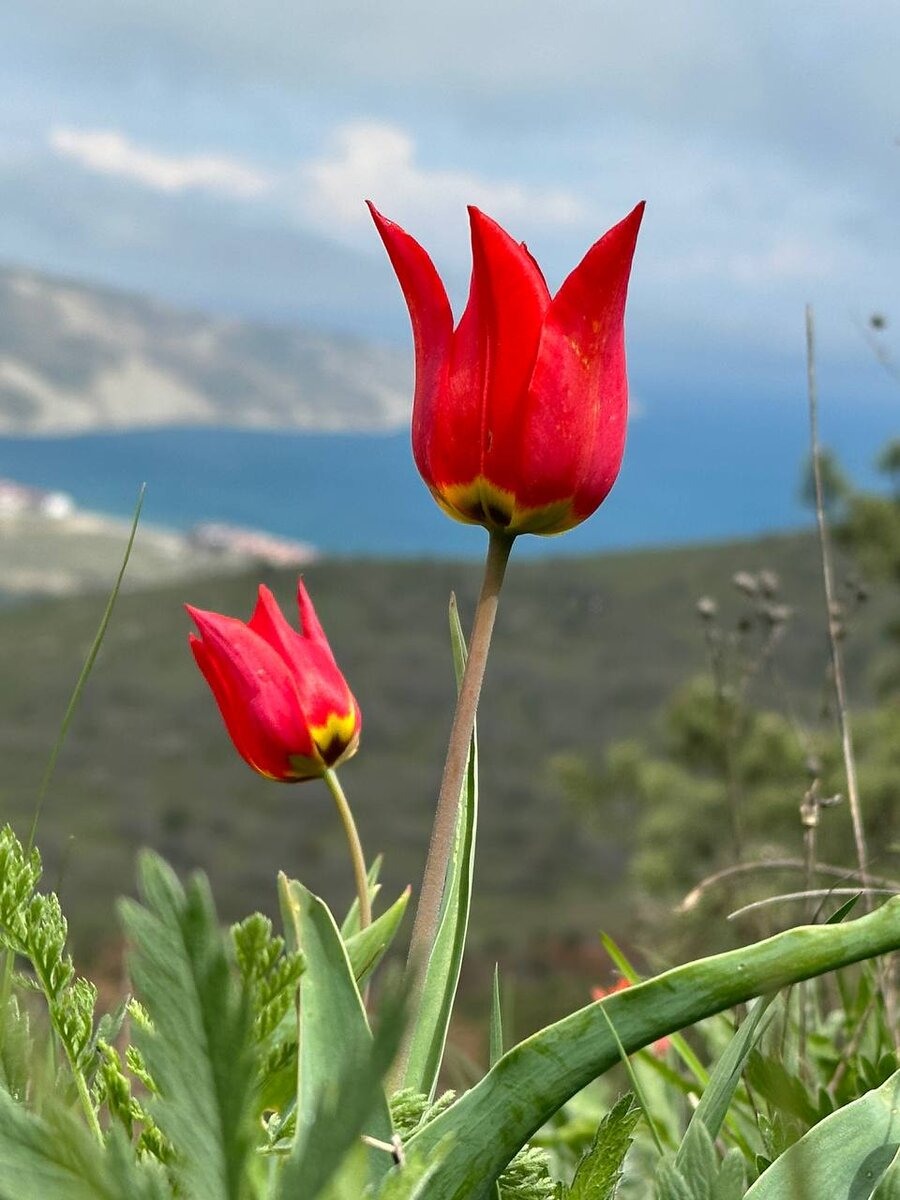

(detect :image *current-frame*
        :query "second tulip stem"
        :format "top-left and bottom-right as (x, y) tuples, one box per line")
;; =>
(324, 767), (372, 931)
(400, 529), (514, 1069)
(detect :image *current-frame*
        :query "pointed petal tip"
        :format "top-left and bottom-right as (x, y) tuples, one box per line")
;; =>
(366, 199), (387, 229)
(367, 201), (413, 247)
(184, 602), (206, 629)
(618, 200), (646, 239)
(467, 205), (509, 240)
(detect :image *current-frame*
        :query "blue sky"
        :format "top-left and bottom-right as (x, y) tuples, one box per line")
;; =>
(2, 0), (898, 412)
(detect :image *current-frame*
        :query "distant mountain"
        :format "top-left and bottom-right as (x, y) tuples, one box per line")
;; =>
(0, 266), (411, 434)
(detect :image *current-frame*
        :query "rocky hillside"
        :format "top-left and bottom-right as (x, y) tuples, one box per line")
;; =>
(0, 266), (411, 434)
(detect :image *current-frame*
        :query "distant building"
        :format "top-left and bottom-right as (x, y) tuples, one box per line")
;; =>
(188, 522), (319, 568)
(0, 478), (75, 519)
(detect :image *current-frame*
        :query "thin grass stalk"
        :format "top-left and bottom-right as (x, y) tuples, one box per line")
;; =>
(806, 305), (898, 1045)
(805, 307), (868, 889)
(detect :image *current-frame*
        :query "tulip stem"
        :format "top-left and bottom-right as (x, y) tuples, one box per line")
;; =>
(323, 767), (371, 931)
(400, 530), (514, 1067)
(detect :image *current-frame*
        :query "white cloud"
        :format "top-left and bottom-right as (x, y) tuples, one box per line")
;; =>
(49, 127), (271, 199)
(295, 121), (587, 243)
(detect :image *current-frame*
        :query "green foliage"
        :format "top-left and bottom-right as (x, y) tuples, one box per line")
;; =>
(389, 1087), (457, 1139)
(373, 1143), (448, 1199)
(654, 1124), (745, 1200)
(120, 853), (260, 1200)
(673, 996), (773, 1176)
(565, 1094), (641, 1200)
(0, 1088), (168, 1200)
(277, 874), (395, 1193)
(390, 1088), (555, 1200)
(343, 886), (411, 987)
(0, 825), (101, 1133)
(232, 912), (304, 1044)
(406, 900), (900, 1199)
(744, 1070), (900, 1199)
(274, 979), (405, 1200)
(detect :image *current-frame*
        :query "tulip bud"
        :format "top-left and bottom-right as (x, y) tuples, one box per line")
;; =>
(369, 200), (644, 537)
(186, 580), (360, 782)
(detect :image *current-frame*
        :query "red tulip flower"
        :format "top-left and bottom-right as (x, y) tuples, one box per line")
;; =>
(369, 200), (644, 536)
(186, 581), (360, 782)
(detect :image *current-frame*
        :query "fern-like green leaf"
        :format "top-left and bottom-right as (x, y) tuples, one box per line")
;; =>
(0, 1088), (166, 1200)
(567, 1094), (640, 1200)
(119, 852), (259, 1200)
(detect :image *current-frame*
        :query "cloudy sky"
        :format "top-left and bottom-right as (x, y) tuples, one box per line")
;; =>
(2, 0), (898, 409)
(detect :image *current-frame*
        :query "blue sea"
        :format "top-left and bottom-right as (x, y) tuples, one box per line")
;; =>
(0, 393), (895, 558)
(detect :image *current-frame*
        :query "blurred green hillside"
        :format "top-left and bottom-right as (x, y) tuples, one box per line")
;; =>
(0, 530), (890, 1026)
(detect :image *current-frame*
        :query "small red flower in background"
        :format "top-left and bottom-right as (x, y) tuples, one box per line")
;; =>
(369, 200), (644, 537)
(186, 581), (360, 782)
(591, 977), (671, 1058)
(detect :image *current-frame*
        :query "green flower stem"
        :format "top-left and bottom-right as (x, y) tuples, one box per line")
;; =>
(323, 767), (371, 931)
(402, 531), (514, 1040)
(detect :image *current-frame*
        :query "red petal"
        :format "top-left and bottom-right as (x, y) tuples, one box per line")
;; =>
(465, 208), (550, 493)
(295, 578), (334, 659)
(248, 584), (304, 655)
(368, 202), (453, 490)
(247, 581), (355, 736)
(187, 604), (315, 777)
(425, 209), (551, 503)
(429, 267), (485, 491)
(517, 202), (644, 514)
(244, 584), (357, 754)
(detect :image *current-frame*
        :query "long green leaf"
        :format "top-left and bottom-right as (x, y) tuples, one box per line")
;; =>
(744, 1068), (900, 1199)
(402, 595), (478, 1096)
(674, 994), (774, 1174)
(873, 1154), (900, 1200)
(600, 932), (710, 1088)
(376, 1142), (452, 1199)
(118, 853), (258, 1200)
(340, 856), (383, 940)
(489, 965), (503, 1069)
(276, 987), (404, 1200)
(407, 897), (900, 1200)
(278, 876), (394, 1194)
(344, 886), (411, 987)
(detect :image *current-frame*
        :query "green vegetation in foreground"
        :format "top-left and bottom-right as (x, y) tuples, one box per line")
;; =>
(0, 531), (891, 1026)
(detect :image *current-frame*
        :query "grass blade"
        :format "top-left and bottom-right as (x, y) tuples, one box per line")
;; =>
(28, 483), (145, 851)
(673, 994), (774, 1174)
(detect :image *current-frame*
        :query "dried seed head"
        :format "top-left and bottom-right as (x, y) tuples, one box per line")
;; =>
(764, 603), (793, 626)
(758, 569), (780, 597)
(732, 571), (758, 596)
(696, 596), (718, 620)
